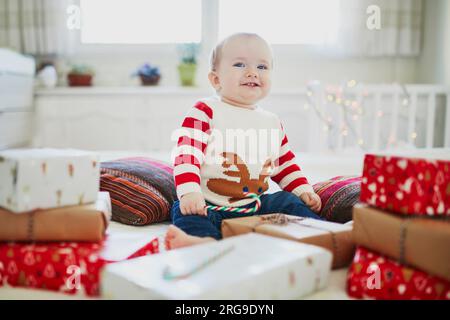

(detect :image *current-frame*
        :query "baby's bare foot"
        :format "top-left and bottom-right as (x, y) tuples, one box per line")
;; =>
(164, 225), (216, 250)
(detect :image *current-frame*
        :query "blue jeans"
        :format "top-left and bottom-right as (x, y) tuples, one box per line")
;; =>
(170, 191), (322, 240)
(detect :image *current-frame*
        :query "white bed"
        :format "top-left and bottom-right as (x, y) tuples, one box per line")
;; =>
(1, 148), (448, 300)
(0, 219), (350, 300)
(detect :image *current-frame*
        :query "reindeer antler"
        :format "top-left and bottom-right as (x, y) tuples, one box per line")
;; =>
(259, 158), (273, 182)
(221, 152), (250, 181)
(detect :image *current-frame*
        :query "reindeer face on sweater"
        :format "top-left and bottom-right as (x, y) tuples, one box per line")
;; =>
(206, 152), (272, 203)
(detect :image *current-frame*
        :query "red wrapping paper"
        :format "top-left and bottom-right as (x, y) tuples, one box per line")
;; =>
(360, 154), (450, 216)
(0, 237), (160, 297)
(347, 247), (450, 300)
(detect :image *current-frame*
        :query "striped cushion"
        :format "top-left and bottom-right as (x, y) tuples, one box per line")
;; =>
(313, 175), (361, 223)
(100, 157), (176, 226)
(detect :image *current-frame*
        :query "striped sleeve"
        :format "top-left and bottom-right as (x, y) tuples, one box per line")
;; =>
(270, 121), (314, 197)
(173, 101), (213, 199)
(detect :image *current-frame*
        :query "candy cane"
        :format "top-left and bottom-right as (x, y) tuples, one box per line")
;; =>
(205, 192), (261, 214)
(163, 245), (235, 281)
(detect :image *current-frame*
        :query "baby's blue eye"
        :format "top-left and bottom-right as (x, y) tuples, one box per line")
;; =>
(233, 62), (245, 68)
(257, 64), (268, 70)
(258, 187), (263, 193)
(243, 186), (249, 192)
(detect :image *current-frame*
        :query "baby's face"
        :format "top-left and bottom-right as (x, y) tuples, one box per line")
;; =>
(210, 36), (272, 108)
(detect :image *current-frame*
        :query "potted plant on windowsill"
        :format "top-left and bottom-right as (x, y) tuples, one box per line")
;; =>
(133, 63), (161, 86)
(177, 43), (200, 86)
(67, 64), (95, 87)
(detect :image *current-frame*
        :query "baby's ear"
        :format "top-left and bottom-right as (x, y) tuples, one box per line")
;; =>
(208, 71), (221, 90)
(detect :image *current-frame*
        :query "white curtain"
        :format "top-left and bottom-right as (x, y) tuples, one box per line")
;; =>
(0, 0), (77, 56)
(337, 0), (422, 56)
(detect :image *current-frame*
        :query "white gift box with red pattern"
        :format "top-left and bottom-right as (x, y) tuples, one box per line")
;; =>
(0, 148), (100, 212)
(101, 233), (332, 300)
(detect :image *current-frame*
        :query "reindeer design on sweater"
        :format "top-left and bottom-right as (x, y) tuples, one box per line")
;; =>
(206, 152), (273, 204)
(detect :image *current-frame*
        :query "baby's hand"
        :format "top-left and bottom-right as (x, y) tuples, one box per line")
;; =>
(180, 192), (207, 216)
(300, 192), (322, 213)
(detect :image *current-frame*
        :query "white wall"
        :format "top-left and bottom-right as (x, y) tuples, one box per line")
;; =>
(44, 0), (450, 90)
(270, 52), (417, 89)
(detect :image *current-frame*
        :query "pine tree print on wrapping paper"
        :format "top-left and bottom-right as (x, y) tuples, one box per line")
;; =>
(206, 152), (272, 204)
(56, 190), (62, 206)
(11, 165), (18, 186)
(68, 163), (74, 177)
(41, 162), (47, 175)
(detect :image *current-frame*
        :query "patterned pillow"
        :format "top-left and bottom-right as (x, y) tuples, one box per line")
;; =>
(313, 175), (361, 223)
(100, 157), (176, 226)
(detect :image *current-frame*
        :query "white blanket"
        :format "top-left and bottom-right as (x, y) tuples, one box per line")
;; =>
(0, 220), (351, 300)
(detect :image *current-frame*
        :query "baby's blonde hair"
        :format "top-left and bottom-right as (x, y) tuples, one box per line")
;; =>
(210, 33), (272, 72)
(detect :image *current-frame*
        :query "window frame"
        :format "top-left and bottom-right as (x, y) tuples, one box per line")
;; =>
(72, 0), (338, 57)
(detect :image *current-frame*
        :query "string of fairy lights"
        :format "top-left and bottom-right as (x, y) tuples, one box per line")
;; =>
(303, 80), (416, 151)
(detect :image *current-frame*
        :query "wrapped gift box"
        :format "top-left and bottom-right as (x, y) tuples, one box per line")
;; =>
(347, 247), (450, 300)
(101, 233), (332, 299)
(353, 204), (450, 281)
(0, 192), (112, 242)
(360, 154), (450, 216)
(0, 236), (160, 297)
(0, 148), (100, 212)
(222, 214), (354, 269)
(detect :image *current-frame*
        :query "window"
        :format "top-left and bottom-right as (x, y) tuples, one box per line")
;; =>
(80, 0), (202, 44)
(79, 0), (339, 46)
(218, 0), (340, 45)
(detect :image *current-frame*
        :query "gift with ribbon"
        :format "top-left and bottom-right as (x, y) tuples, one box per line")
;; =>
(353, 204), (450, 281)
(360, 154), (450, 216)
(221, 213), (355, 269)
(347, 246), (450, 300)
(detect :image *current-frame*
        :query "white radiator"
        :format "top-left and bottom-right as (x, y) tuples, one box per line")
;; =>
(0, 49), (35, 149)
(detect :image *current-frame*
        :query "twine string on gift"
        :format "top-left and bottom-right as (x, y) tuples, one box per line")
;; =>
(27, 211), (36, 242)
(258, 214), (339, 260)
(204, 192), (261, 214)
(399, 219), (413, 265)
(162, 245), (235, 281)
(258, 214), (326, 290)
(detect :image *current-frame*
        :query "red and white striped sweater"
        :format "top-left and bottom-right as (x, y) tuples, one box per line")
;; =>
(173, 96), (314, 207)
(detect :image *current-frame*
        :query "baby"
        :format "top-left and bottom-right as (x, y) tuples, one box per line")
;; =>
(165, 33), (322, 250)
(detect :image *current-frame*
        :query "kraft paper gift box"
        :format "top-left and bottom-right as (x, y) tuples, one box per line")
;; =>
(221, 214), (355, 269)
(0, 192), (112, 242)
(353, 204), (450, 282)
(347, 247), (450, 300)
(360, 153), (450, 217)
(101, 233), (332, 300)
(0, 148), (100, 212)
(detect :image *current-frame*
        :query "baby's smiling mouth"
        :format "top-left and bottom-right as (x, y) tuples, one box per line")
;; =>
(241, 82), (261, 87)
